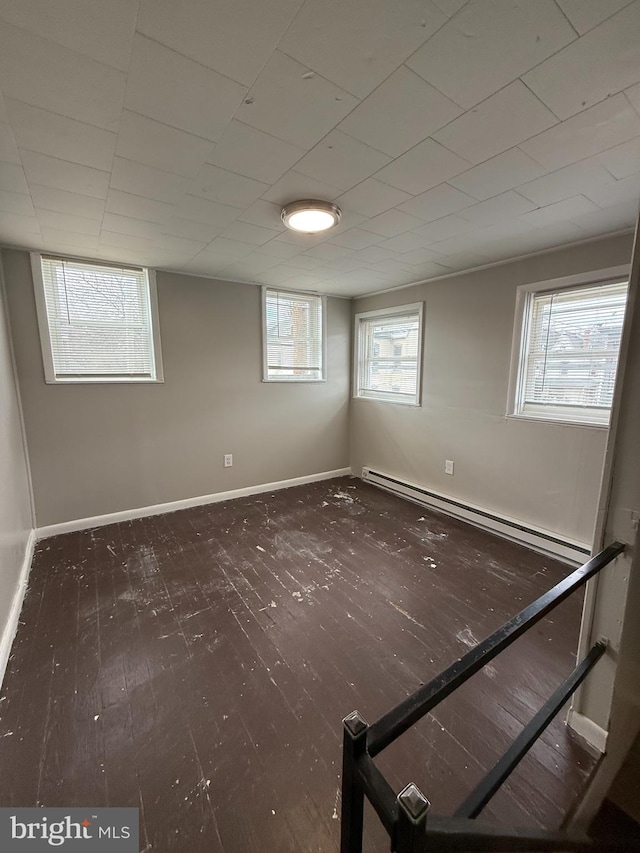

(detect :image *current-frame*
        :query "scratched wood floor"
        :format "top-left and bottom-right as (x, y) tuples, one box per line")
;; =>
(0, 477), (597, 852)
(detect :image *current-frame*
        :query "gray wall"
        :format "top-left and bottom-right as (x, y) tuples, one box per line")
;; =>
(350, 233), (634, 546)
(0, 257), (33, 655)
(2, 250), (350, 527)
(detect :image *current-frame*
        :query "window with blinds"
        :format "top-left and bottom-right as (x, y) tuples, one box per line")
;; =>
(515, 279), (628, 425)
(32, 255), (162, 383)
(263, 288), (325, 381)
(355, 303), (423, 405)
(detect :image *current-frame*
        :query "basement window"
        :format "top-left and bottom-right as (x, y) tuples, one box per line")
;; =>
(262, 287), (325, 381)
(509, 274), (628, 427)
(32, 254), (163, 383)
(354, 303), (423, 405)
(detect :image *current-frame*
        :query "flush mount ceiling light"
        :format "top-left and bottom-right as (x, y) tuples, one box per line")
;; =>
(281, 199), (341, 233)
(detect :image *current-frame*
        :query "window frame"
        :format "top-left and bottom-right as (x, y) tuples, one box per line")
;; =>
(507, 265), (629, 429)
(353, 302), (424, 407)
(261, 286), (327, 383)
(31, 252), (164, 384)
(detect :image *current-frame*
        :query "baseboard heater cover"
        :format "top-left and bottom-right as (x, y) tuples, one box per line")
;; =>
(362, 468), (590, 565)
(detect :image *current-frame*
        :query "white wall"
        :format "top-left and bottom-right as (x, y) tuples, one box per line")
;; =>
(0, 255), (34, 682)
(350, 233), (634, 546)
(2, 250), (351, 527)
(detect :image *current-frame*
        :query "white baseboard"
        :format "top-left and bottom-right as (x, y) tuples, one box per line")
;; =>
(36, 467), (353, 540)
(567, 709), (609, 754)
(0, 529), (36, 690)
(361, 467), (591, 565)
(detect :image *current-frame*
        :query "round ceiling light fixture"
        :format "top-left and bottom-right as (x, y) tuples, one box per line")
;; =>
(281, 199), (341, 233)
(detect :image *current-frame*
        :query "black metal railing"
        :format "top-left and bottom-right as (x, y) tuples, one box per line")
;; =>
(340, 541), (632, 852)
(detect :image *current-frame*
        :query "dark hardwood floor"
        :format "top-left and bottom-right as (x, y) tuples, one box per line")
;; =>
(0, 477), (597, 851)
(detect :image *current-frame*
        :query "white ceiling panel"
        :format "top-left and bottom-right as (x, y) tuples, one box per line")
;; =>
(105, 191), (174, 224)
(136, 0), (303, 87)
(434, 81), (557, 165)
(378, 232), (433, 254)
(220, 221), (281, 246)
(36, 209), (101, 236)
(262, 170), (343, 206)
(1, 211), (40, 237)
(0, 0), (138, 71)
(102, 213), (161, 239)
(40, 227), (96, 250)
(22, 150), (110, 198)
(110, 158), (189, 204)
(99, 230), (157, 252)
(582, 174), (640, 208)
(206, 121), (305, 185)
(398, 183), (476, 221)
(570, 200), (639, 235)
(238, 200), (285, 232)
(0, 23), (126, 132)
(0, 162), (28, 194)
(518, 195), (600, 229)
(597, 137), (640, 179)
(328, 228), (382, 250)
(375, 138), (471, 194)
(161, 216), (222, 244)
(217, 253), (281, 279)
(191, 164), (269, 208)
(555, 0), (634, 35)
(278, 0), (446, 98)
(520, 94), (640, 171)
(175, 195), (243, 228)
(115, 111), (214, 178)
(236, 51), (358, 148)
(361, 209), (427, 238)
(411, 215), (478, 244)
(7, 99), (117, 171)
(458, 191), (537, 225)
(336, 179), (412, 218)
(0, 121), (19, 163)
(33, 185), (105, 220)
(294, 130), (390, 191)
(449, 148), (546, 201)
(338, 66), (461, 157)
(0, 189), (33, 217)
(517, 159), (616, 206)
(524, 4), (640, 119)
(125, 35), (246, 142)
(257, 240), (305, 260)
(407, 0), (576, 110)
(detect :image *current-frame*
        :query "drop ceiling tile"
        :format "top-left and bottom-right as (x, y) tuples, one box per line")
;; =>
(517, 159), (615, 206)
(350, 245), (398, 264)
(303, 243), (351, 261)
(411, 214), (478, 243)
(431, 0), (469, 16)
(432, 250), (493, 270)
(262, 170), (343, 206)
(236, 51), (358, 148)
(125, 35), (246, 142)
(375, 138), (471, 194)
(111, 158), (189, 203)
(407, 0), (575, 110)
(136, 0), (302, 87)
(0, 90), (8, 124)
(335, 179), (412, 218)
(520, 94), (640, 170)
(196, 236), (256, 263)
(251, 264), (309, 284)
(0, 189), (33, 217)
(220, 221), (280, 245)
(582, 174), (640, 208)
(0, 24), (125, 132)
(458, 191), (538, 225)
(433, 81), (557, 165)
(36, 209), (101, 235)
(99, 230), (157, 252)
(22, 150), (109, 198)
(399, 248), (448, 266)
(556, 0), (634, 34)
(0, 162), (28, 194)
(0, 211), (41, 236)
(624, 81), (640, 116)
(488, 221), (587, 256)
(40, 227), (97, 250)
(282, 253), (327, 270)
(597, 137), (640, 179)
(206, 121), (305, 185)
(320, 256), (368, 273)
(32, 184), (105, 219)
(294, 130), (391, 191)
(367, 257), (416, 276)
(272, 229), (326, 247)
(191, 164), (269, 208)
(257, 240), (304, 259)
(175, 195), (243, 227)
(147, 233), (205, 255)
(0, 0), (138, 70)
(328, 228), (382, 250)
(218, 253), (282, 279)
(115, 111), (214, 178)
(0, 122), (19, 163)
(161, 216), (222, 243)
(278, 0), (446, 98)
(378, 232), (429, 253)
(6, 99), (116, 171)
(102, 213), (162, 239)
(238, 200), (285, 232)
(398, 183), (475, 220)
(361, 209), (427, 237)
(105, 191), (174, 224)
(518, 195), (600, 228)
(338, 66), (461, 157)
(569, 200), (638, 235)
(448, 148), (547, 201)
(524, 4), (640, 119)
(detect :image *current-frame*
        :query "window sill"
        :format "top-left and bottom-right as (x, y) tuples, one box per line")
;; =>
(46, 377), (164, 384)
(505, 413), (609, 430)
(353, 395), (421, 408)
(262, 378), (326, 384)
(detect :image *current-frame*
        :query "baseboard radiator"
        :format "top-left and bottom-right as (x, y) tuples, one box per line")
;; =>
(361, 467), (591, 565)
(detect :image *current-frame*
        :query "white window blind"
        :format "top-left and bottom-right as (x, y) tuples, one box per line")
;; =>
(355, 305), (423, 405)
(36, 256), (160, 382)
(517, 280), (628, 425)
(263, 288), (324, 381)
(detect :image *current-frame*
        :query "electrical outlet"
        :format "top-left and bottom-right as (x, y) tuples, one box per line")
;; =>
(224, 453), (233, 468)
(445, 460), (454, 475)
